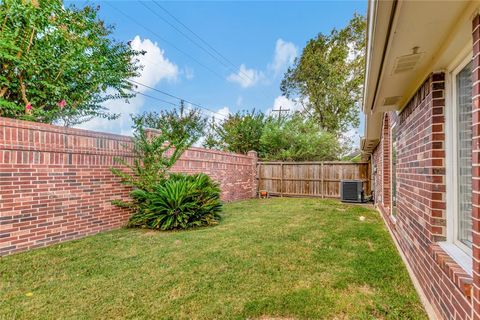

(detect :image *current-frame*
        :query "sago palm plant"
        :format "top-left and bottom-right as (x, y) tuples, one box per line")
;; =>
(128, 173), (222, 230)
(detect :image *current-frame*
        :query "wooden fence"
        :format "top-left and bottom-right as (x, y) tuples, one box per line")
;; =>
(257, 161), (370, 199)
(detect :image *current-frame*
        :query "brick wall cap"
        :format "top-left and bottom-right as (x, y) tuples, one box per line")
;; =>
(0, 117), (132, 141)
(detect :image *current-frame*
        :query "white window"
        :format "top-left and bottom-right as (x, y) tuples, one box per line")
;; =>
(455, 60), (473, 250)
(443, 52), (473, 273)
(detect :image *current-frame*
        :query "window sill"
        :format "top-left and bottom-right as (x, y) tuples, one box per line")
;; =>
(430, 243), (472, 299)
(389, 214), (397, 224)
(438, 242), (472, 275)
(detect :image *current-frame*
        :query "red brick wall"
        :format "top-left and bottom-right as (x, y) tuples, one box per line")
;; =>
(171, 148), (257, 202)
(472, 14), (480, 320)
(372, 71), (474, 319)
(372, 132), (383, 204)
(382, 113), (391, 209)
(0, 117), (257, 256)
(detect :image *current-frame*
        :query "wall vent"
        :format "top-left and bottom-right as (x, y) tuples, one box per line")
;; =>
(392, 53), (423, 74)
(383, 96), (402, 106)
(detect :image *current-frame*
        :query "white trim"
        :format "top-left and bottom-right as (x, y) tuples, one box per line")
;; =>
(438, 242), (473, 276)
(445, 51), (473, 259)
(445, 68), (454, 244)
(447, 43), (473, 73)
(390, 122), (397, 220)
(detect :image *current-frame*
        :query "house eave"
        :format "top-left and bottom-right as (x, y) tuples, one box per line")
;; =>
(361, 0), (475, 153)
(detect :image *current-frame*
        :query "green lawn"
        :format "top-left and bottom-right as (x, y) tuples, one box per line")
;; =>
(0, 198), (426, 319)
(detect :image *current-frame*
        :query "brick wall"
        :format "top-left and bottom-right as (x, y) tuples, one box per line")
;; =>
(382, 113), (391, 209)
(0, 117), (257, 256)
(472, 14), (480, 320)
(372, 72), (474, 319)
(372, 133), (383, 204)
(171, 148), (257, 202)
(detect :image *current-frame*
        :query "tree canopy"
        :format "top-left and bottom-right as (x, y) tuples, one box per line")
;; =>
(132, 101), (207, 148)
(204, 110), (344, 161)
(0, 0), (142, 125)
(203, 110), (265, 154)
(280, 14), (366, 134)
(260, 114), (342, 161)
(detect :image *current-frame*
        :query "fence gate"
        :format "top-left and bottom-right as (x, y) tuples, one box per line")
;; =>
(257, 161), (370, 199)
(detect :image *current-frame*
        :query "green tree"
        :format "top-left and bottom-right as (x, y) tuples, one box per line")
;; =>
(203, 110), (266, 154)
(132, 101), (207, 148)
(0, 0), (142, 125)
(280, 14), (366, 134)
(260, 113), (342, 161)
(203, 109), (344, 161)
(111, 117), (190, 193)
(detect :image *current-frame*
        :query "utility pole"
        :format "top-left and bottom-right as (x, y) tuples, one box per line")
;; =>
(271, 105), (290, 120)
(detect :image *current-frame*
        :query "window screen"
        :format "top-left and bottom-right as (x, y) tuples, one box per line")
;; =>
(456, 61), (473, 249)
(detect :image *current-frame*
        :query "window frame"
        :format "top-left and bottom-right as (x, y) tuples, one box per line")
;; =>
(445, 49), (473, 257)
(390, 122), (397, 221)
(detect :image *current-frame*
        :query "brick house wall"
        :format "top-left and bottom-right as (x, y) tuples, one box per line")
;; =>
(373, 113), (391, 207)
(472, 14), (480, 320)
(371, 71), (474, 317)
(0, 117), (257, 256)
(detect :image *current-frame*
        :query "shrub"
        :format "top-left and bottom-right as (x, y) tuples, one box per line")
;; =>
(111, 117), (190, 194)
(132, 101), (207, 148)
(127, 173), (222, 230)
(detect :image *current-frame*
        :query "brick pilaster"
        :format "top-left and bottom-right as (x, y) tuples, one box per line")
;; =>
(471, 14), (480, 320)
(247, 150), (258, 198)
(382, 113), (391, 209)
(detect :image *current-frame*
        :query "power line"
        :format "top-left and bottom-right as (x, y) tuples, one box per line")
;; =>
(128, 79), (227, 119)
(129, 79), (227, 118)
(83, 2), (229, 121)
(142, 1), (252, 84)
(104, 2), (226, 81)
(71, 3), (185, 81)
(130, 90), (180, 108)
(137, 2), (235, 78)
(131, 88), (227, 120)
(151, 1), (253, 82)
(152, 0), (282, 114)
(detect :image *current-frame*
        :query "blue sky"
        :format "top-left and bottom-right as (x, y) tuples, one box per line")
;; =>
(68, 0), (367, 139)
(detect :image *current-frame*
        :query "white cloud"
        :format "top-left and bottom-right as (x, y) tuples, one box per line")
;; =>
(227, 39), (297, 88)
(266, 95), (303, 116)
(269, 39), (298, 76)
(131, 36), (179, 88)
(346, 41), (359, 64)
(76, 91), (145, 136)
(227, 64), (265, 88)
(209, 106), (231, 124)
(75, 36), (180, 135)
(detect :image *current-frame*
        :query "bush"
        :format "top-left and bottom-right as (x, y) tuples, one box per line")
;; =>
(260, 114), (343, 161)
(111, 117), (190, 193)
(127, 173), (222, 230)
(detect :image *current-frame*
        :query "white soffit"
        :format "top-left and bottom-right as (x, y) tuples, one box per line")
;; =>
(374, 0), (468, 113)
(362, 0), (473, 151)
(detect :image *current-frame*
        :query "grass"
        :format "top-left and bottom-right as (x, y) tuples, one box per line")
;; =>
(0, 198), (427, 319)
